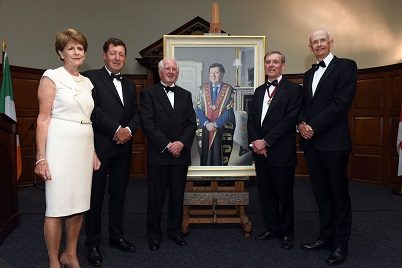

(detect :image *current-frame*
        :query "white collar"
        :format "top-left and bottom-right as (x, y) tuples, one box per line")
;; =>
(319, 53), (334, 67)
(104, 66), (121, 76)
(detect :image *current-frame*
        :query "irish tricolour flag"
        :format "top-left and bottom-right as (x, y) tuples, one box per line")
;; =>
(1, 45), (22, 180)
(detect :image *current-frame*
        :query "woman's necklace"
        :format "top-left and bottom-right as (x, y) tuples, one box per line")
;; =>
(63, 66), (82, 82)
(71, 74), (82, 82)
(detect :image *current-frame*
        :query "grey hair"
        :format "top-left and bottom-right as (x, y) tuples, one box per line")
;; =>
(264, 51), (286, 64)
(158, 58), (179, 71)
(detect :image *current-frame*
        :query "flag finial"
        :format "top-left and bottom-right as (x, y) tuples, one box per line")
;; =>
(2, 41), (6, 53)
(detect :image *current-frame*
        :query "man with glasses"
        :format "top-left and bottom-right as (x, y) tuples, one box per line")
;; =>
(298, 29), (357, 266)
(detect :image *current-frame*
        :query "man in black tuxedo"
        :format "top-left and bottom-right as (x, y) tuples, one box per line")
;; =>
(248, 51), (302, 250)
(140, 58), (196, 251)
(84, 38), (140, 266)
(298, 29), (357, 266)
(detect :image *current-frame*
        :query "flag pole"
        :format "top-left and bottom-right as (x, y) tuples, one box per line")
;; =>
(2, 40), (5, 62)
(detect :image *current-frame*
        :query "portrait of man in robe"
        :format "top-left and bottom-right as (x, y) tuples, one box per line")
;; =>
(195, 63), (236, 166)
(163, 35), (266, 175)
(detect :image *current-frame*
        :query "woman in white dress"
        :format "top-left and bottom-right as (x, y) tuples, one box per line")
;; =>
(34, 29), (101, 268)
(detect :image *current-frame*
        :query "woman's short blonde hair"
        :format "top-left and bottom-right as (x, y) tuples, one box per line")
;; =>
(55, 28), (88, 60)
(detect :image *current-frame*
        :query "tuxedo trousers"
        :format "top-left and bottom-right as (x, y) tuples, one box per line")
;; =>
(304, 149), (352, 250)
(255, 158), (295, 236)
(146, 164), (188, 241)
(85, 152), (131, 248)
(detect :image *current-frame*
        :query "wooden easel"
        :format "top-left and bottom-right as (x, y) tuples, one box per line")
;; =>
(182, 176), (252, 237)
(209, 2), (221, 34)
(181, 2), (252, 237)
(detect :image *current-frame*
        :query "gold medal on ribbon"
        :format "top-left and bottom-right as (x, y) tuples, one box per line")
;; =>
(267, 98), (272, 105)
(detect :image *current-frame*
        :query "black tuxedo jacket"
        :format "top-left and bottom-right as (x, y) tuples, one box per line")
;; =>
(83, 67), (140, 158)
(247, 78), (302, 167)
(140, 83), (196, 165)
(299, 56), (357, 152)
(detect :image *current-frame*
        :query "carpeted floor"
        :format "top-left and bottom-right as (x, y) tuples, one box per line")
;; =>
(1, 177), (402, 267)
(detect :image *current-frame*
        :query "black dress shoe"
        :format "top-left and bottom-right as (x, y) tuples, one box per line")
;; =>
(87, 247), (103, 267)
(281, 236), (294, 249)
(301, 238), (332, 250)
(327, 248), (347, 266)
(255, 230), (279, 240)
(148, 239), (160, 251)
(168, 234), (187, 246)
(109, 237), (136, 252)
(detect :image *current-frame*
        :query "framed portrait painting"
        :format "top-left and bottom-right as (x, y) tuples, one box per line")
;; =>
(163, 35), (266, 177)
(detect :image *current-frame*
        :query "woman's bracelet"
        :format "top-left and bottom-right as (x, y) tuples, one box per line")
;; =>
(35, 158), (46, 165)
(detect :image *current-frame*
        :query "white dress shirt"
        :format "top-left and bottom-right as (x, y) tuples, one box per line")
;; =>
(161, 82), (175, 108)
(105, 67), (124, 105)
(261, 75), (282, 126)
(312, 53), (334, 96)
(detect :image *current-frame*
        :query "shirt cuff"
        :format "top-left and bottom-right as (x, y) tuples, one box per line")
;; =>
(115, 125), (121, 135)
(263, 139), (270, 147)
(161, 142), (171, 154)
(125, 126), (132, 136)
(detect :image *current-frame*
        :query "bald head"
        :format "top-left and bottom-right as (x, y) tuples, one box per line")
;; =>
(308, 28), (333, 61)
(309, 29), (332, 43)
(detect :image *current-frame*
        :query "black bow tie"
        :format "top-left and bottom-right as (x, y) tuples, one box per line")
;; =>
(312, 61), (326, 70)
(110, 73), (123, 81)
(267, 80), (278, 88)
(164, 86), (176, 93)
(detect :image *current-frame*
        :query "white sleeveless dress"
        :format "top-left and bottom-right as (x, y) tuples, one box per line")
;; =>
(43, 67), (94, 217)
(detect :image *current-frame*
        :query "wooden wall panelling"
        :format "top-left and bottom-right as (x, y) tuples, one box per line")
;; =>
(295, 136), (308, 177)
(390, 73), (402, 108)
(390, 115), (401, 185)
(127, 75), (149, 177)
(0, 114), (20, 242)
(351, 66), (402, 186)
(284, 74), (309, 177)
(3, 63), (402, 187)
(351, 74), (387, 184)
(0, 66), (149, 185)
(8, 66), (41, 186)
(90, 74), (149, 179)
(389, 72), (402, 185)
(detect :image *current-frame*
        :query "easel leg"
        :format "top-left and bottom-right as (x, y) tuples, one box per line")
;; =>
(182, 206), (190, 235)
(239, 206), (252, 237)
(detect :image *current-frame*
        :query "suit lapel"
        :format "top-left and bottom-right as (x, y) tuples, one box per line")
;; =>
(257, 88), (265, 122)
(312, 56), (338, 100)
(156, 85), (175, 117)
(100, 67), (124, 106)
(121, 78), (130, 107)
(172, 88), (186, 117)
(265, 81), (285, 119)
(304, 69), (314, 103)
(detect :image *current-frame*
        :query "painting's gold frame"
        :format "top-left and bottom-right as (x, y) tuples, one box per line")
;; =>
(163, 35), (266, 177)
